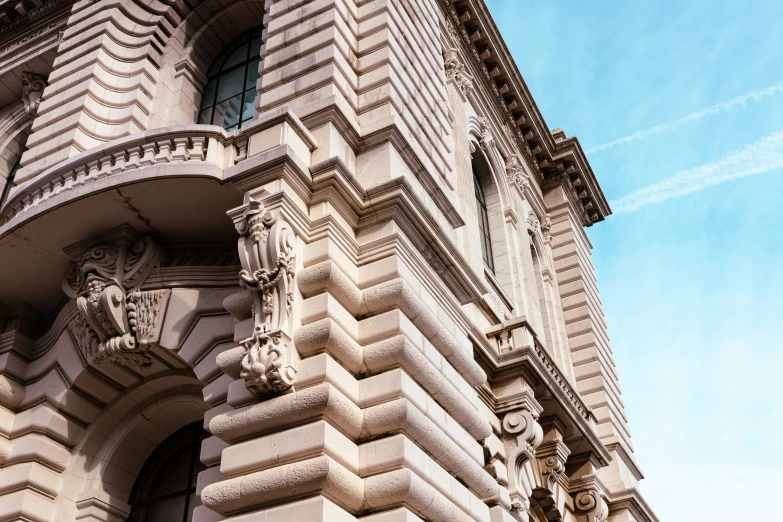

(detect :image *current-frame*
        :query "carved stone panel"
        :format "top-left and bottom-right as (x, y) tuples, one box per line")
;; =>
(62, 226), (168, 370)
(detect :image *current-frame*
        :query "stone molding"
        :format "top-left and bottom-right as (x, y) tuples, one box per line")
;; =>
(62, 226), (169, 369)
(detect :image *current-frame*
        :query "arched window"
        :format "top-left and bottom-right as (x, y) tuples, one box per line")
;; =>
(198, 28), (263, 131)
(474, 168), (494, 273)
(128, 421), (208, 522)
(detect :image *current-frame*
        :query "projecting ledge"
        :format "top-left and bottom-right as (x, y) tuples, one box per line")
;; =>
(478, 317), (612, 467)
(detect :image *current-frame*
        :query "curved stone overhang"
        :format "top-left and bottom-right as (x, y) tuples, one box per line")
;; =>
(443, 0), (611, 226)
(0, 124), (243, 314)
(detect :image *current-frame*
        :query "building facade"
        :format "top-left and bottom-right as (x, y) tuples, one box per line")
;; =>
(0, 1), (658, 521)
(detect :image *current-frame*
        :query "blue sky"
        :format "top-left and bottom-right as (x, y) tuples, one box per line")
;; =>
(486, 1), (783, 520)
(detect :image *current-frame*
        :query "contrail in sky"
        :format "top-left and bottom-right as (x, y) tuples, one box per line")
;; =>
(588, 84), (783, 154)
(611, 129), (783, 213)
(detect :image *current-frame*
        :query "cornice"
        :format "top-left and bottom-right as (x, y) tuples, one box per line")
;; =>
(0, 0), (73, 41)
(441, 0), (611, 226)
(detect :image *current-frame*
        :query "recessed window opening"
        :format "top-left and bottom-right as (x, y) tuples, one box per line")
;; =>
(472, 150), (495, 273)
(198, 28), (263, 131)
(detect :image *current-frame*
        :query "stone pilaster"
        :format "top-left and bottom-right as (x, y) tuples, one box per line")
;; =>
(545, 185), (641, 492)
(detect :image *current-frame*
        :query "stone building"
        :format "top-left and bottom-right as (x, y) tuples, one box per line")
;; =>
(0, 0), (658, 521)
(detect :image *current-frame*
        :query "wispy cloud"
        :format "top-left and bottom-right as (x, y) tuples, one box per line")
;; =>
(611, 129), (783, 213)
(588, 85), (783, 154)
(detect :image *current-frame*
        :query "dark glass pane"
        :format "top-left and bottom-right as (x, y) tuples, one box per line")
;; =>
(145, 497), (187, 522)
(245, 58), (261, 89)
(151, 445), (191, 497)
(213, 94), (242, 129)
(215, 67), (245, 103)
(249, 37), (262, 59)
(241, 88), (257, 123)
(200, 78), (217, 109)
(186, 493), (202, 522)
(221, 42), (249, 72)
(198, 107), (212, 125)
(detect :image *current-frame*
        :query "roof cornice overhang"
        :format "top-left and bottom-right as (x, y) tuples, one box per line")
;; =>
(442, 0), (611, 226)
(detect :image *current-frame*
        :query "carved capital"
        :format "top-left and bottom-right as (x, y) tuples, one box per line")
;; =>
(506, 155), (529, 192)
(444, 47), (472, 96)
(229, 197), (298, 398)
(476, 116), (494, 151)
(21, 71), (46, 116)
(63, 227), (168, 370)
(526, 211), (540, 237)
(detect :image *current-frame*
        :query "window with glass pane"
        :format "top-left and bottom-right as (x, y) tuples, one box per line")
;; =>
(473, 170), (495, 273)
(128, 422), (208, 522)
(198, 28), (263, 131)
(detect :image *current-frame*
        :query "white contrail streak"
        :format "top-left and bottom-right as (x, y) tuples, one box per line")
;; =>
(588, 85), (783, 154)
(611, 129), (783, 213)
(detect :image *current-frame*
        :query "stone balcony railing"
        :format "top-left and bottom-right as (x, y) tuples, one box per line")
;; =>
(0, 110), (317, 230)
(0, 125), (236, 225)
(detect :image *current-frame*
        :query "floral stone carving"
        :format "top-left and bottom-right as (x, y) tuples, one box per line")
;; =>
(21, 72), (46, 116)
(63, 227), (169, 370)
(229, 197), (297, 397)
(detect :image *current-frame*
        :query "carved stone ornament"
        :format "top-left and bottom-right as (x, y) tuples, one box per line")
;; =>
(229, 197), (297, 398)
(21, 71), (46, 116)
(540, 214), (552, 242)
(526, 211), (541, 237)
(575, 488), (609, 522)
(477, 116), (494, 151)
(530, 422), (571, 522)
(506, 155), (529, 192)
(502, 409), (544, 520)
(444, 47), (472, 96)
(63, 227), (169, 370)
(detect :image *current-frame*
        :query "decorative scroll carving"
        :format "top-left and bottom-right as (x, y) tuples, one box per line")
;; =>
(540, 214), (552, 242)
(526, 211), (540, 236)
(21, 72), (46, 116)
(575, 488), (609, 522)
(506, 155), (529, 192)
(502, 409), (544, 519)
(229, 197), (297, 398)
(477, 116), (494, 151)
(444, 47), (472, 96)
(531, 420), (571, 522)
(63, 227), (168, 369)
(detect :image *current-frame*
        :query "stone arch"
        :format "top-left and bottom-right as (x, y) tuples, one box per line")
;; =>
(63, 376), (207, 520)
(467, 116), (518, 303)
(0, 103), (32, 203)
(7, 277), (240, 521)
(151, 0), (267, 129)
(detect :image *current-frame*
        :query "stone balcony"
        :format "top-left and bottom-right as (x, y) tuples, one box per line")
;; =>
(0, 109), (316, 314)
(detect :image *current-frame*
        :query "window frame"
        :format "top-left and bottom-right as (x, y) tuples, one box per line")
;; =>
(198, 28), (263, 131)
